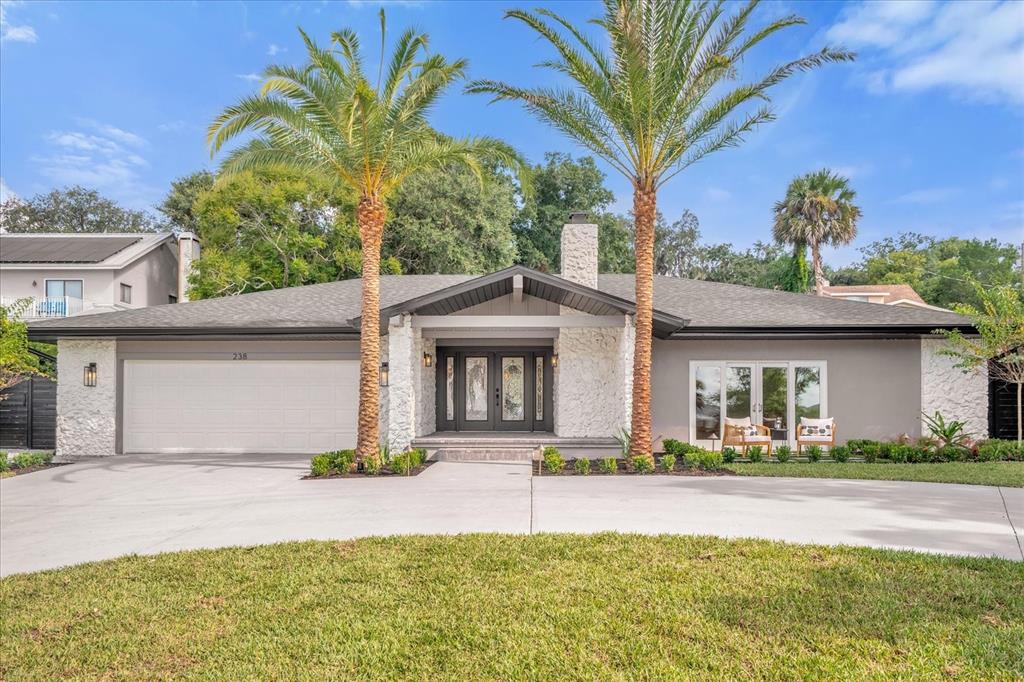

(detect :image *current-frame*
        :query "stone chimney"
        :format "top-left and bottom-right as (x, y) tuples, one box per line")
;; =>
(560, 212), (598, 288)
(176, 232), (200, 302)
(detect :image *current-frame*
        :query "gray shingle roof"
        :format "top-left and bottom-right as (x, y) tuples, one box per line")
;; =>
(0, 235), (144, 263)
(27, 271), (970, 337)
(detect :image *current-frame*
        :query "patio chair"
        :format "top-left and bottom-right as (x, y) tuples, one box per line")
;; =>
(722, 416), (773, 456)
(796, 417), (836, 454)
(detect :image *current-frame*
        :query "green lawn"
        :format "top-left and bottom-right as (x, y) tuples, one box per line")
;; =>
(725, 461), (1024, 487)
(2, 535), (1022, 680)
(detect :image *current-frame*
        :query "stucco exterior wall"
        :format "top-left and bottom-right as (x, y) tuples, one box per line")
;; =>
(1, 269), (115, 308)
(559, 222), (598, 288)
(115, 242), (180, 307)
(920, 338), (988, 436)
(56, 338), (117, 461)
(651, 338), (924, 445)
(554, 321), (633, 437)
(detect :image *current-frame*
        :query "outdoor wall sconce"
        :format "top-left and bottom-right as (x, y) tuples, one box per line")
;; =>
(379, 361), (389, 387)
(83, 363), (97, 387)
(550, 354), (558, 369)
(423, 352), (434, 368)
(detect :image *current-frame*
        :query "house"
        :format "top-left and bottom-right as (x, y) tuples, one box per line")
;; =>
(0, 232), (200, 319)
(821, 283), (945, 311)
(26, 216), (987, 461)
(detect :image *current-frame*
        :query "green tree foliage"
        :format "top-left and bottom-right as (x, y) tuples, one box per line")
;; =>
(0, 186), (160, 233)
(780, 243), (811, 293)
(513, 153), (632, 273)
(0, 301), (44, 395)
(158, 171), (215, 233)
(937, 284), (1024, 441)
(188, 168), (387, 299)
(827, 233), (1022, 309)
(384, 164), (518, 274)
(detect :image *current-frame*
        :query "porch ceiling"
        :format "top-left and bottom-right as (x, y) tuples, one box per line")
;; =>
(351, 265), (688, 338)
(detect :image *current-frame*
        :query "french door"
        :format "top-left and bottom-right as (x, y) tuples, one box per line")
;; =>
(436, 349), (553, 432)
(690, 361), (827, 448)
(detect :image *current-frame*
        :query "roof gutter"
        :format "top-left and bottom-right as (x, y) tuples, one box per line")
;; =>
(27, 326), (360, 342)
(670, 324), (977, 340)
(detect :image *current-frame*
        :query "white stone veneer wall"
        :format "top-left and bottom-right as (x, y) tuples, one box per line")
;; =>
(385, 315), (435, 451)
(920, 337), (988, 436)
(55, 338), (117, 461)
(555, 319), (633, 437)
(560, 222), (598, 288)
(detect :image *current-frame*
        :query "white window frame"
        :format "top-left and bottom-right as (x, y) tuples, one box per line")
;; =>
(688, 360), (828, 448)
(44, 278), (84, 300)
(120, 282), (133, 304)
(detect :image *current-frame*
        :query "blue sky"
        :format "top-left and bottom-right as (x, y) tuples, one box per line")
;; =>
(1, 0), (1021, 265)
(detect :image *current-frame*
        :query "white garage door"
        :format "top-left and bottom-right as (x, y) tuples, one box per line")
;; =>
(123, 360), (359, 454)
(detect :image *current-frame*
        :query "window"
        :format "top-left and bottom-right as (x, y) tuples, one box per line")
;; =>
(45, 279), (83, 299)
(168, 294), (178, 304)
(120, 283), (132, 304)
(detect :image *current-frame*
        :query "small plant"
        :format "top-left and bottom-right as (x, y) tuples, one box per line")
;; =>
(0, 455), (9, 473)
(632, 456), (654, 473)
(861, 442), (880, 463)
(721, 446), (737, 463)
(379, 442), (393, 466)
(977, 439), (1021, 462)
(9, 452), (52, 470)
(889, 444), (914, 464)
(662, 439), (699, 457)
(543, 446), (565, 474)
(362, 456), (382, 475)
(659, 453), (677, 472)
(408, 448), (427, 468)
(329, 449), (355, 473)
(805, 445), (823, 462)
(831, 445), (850, 463)
(922, 411), (973, 449)
(574, 458), (591, 475)
(877, 441), (893, 460)
(391, 452), (414, 475)
(599, 457), (618, 474)
(696, 448), (723, 470)
(310, 454), (331, 477)
(747, 446), (764, 463)
(774, 445), (791, 463)
(614, 428), (632, 458)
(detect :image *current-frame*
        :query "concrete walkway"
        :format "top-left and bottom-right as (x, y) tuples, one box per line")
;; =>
(2, 455), (1021, 575)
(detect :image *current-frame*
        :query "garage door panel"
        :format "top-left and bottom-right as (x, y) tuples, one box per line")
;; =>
(123, 360), (359, 454)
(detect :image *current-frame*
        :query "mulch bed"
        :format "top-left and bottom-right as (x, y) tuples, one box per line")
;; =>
(533, 459), (735, 477)
(303, 461), (435, 480)
(1, 463), (66, 478)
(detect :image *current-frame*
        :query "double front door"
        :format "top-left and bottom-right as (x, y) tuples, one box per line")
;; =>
(437, 349), (553, 432)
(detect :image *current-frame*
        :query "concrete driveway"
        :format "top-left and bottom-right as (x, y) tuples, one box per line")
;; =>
(2, 454), (1021, 575)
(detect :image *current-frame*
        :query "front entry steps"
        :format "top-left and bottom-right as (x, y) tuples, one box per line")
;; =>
(433, 448), (537, 462)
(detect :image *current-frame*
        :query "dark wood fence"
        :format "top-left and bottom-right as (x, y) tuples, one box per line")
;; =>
(989, 375), (1019, 440)
(0, 376), (57, 450)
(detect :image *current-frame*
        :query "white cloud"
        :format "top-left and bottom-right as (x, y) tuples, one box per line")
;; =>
(236, 73), (262, 82)
(828, 0), (1024, 105)
(33, 121), (156, 208)
(1, 0), (37, 43)
(705, 187), (731, 202)
(267, 43), (285, 56)
(0, 177), (18, 202)
(889, 187), (961, 205)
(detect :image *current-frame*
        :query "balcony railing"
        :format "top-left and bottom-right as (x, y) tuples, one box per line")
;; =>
(0, 296), (87, 319)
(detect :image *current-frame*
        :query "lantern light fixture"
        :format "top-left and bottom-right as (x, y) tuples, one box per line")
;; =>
(379, 361), (389, 387)
(83, 362), (98, 387)
(550, 353), (558, 369)
(423, 352), (434, 368)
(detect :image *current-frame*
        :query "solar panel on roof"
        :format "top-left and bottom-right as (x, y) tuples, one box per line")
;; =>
(0, 236), (143, 263)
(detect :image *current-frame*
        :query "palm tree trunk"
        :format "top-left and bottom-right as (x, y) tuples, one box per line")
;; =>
(811, 240), (825, 296)
(356, 194), (386, 466)
(630, 184), (656, 462)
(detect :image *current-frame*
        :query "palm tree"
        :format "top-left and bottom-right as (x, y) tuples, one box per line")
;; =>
(468, 0), (853, 459)
(773, 170), (861, 296)
(209, 13), (523, 467)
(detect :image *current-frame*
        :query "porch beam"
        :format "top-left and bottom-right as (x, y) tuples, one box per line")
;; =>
(411, 315), (626, 330)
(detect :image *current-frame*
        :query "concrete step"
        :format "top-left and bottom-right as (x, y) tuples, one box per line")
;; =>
(433, 448), (538, 462)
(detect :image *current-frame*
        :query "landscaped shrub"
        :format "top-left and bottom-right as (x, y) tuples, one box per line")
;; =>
(0, 455), (9, 473)
(659, 453), (677, 472)
(362, 456), (382, 475)
(599, 457), (618, 474)
(847, 439), (879, 453)
(543, 447), (565, 474)
(574, 458), (591, 475)
(831, 445), (850, 463)
(328, 449), (355, 473)
(662, 439), (699, 457)
(805, 445), (823, 463)
(310, 455), (331, 477)
(861, 442), (880, 463)
(408, 448), (427, 468)
(889, 444), (914, 464)
(632, 456), (654, 473)
(976, 439), (1023, 462)
(877, 442), (893, 460)
(9, 452), (52, 470)
(379, 442), (392, 466)
(696, 448), (723, 470)
(721, 447), (737, 463)
(774, 445), (792, 463)
(391, 452), (413, 475)
(747, 446), (764, 463)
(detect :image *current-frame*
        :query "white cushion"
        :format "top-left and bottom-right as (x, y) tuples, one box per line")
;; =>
(799, 435), (833, 442)
(742, 435), (772, 443)
(800, 417), (833, 428)
(724, 417), (752, 427)
(799, 417), (833, 438)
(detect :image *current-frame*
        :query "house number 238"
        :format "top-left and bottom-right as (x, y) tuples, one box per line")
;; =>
(232, 352), (248, 360)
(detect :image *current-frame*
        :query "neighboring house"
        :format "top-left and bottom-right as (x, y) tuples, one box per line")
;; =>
(0, 232), (200, 319)
(821, 283), (946, 311)
(27, 217), (987, 461)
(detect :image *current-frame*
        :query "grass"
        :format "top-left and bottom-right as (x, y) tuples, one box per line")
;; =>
(2, 535), (1022, 680)
(725, 461), (1024, 487)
